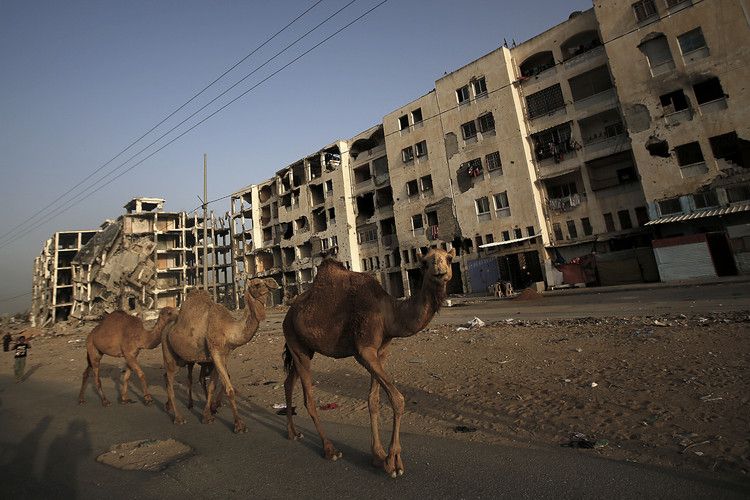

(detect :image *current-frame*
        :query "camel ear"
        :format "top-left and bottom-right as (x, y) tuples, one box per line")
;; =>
(264, 278), (280, 290)
(448, 248), (456, 259)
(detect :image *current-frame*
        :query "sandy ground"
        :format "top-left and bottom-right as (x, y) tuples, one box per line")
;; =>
(2, 304), (749, 483)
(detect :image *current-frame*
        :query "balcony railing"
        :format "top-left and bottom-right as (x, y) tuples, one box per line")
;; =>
(547, 193), (587, 213)
(427, 225), (440, 241)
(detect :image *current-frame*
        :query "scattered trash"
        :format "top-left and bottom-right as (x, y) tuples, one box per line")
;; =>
(454, 425), (478, 433)
(263, 380), (277, 386)
(408, 358), (427, 364)
(445, 299), (452, 307)
(561, 432), (606, 449)
(468, 317), (485, 328)
(700, 394), (723, 402)
(653, 320), (668, 327)
(590, 382), (598, 388)
(694, 451), (704, 456)
(319, 402), (339, 411)
(272, 403), (287, 409)
(681, 439), (711, 454)
(575, 347), (583, 353)
(563, 378), (572, 383)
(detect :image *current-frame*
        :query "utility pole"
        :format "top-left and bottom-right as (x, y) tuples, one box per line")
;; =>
(203, 154), (208, 291)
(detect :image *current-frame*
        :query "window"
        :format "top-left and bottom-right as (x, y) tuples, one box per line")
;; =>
(325, 179), (333, 196)
(527, 226), (535, 237)
(526, 84), (565, 119)
(633, 0), (658, 22)
(617, 166), (638, 184)
(514, 228), (523, 239)
(420, 175), (433, 192)
(411, 214), (424, 229)
(502, 231), (510, 241)
(475, 196), (490, 215)
(693, 191), (718, 209)
(581, 217), (593, 235)
(678, 27), (706, 54)
(486, 151), (502, 172)
(475, 235), (483, 247)
(402, 250), (410, 264)
(461, 120), (478, 140)
(547, 182), (577, 199)
(710, 132), (746, 167)
(472, 77), (487, 96)
(553, 223), (563, 240)
(402, 146), (414, 162)
(328, 207), (336, 223)
(426, 210), (439, 226)
(411, 108), (423, 124)
(604, 212), (616, 232)
(478, 113), (495, 133)
(675, 142), (704, 166)
(415, 140), (428, 157)
(398, 114), (409, 130)
(358, 226), (378, 244)
(618, 210), (633, 229)
(406, 179), (419, 197)
(640, 35), (673, 73)
(567, 220), (578, 239)
(635, 206), (649, 226)
(462, 158), (482, 177)
(485, 234), (494, 244)
(456, 85), (470, 104)
(658, 198), (682, 215)
(493, 191), (510, 216)
(727, 184), (750, 203)
(362, 259), (368, 270)
(568, 65), (613, 101)
(666, 0), (691, 6)
(693, 77), (725, 105)
(531, 122), (574, 161)
(659, 91), (689, 115)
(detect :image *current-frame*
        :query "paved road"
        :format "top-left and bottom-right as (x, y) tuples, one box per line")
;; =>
(1, 376), (747, 499)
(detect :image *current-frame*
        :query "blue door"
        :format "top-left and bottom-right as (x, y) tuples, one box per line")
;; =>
(467, 257), (500, 293)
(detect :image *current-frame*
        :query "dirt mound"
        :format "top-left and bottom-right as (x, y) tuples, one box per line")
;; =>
(514, 288), (542, 301)
(96, 439), (192, 471)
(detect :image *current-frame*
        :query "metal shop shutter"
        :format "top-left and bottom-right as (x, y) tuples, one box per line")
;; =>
(653, 241), (716, 281)
(467, 257), (501, 293)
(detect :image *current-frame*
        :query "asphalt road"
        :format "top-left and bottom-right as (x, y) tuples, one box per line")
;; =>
(1, 375), (748, 499)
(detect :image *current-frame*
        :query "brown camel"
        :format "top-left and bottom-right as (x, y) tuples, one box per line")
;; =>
(78, 307), (178, 406)
(162, 278), (279, 432)
(282, 247), (455, 477)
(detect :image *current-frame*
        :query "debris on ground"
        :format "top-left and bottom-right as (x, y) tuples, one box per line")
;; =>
(453, 425), (478, 433)
(561, 433), (608, 449)
(319, 402), (339, 410)
(96, 439), (192, 471)
(457, 317), (486, 331)
(515, 288), (542, 301)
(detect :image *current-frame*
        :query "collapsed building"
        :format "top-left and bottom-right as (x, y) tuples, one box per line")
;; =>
(31, 198), (233, 325)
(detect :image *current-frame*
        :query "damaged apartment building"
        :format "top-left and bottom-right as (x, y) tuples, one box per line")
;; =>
(230, 0), (750, 300)
(31, 197), (233, 325)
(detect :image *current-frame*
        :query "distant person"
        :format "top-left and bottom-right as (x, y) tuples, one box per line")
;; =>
(13, 335), (30, 382)
(3, 332), (11, 352)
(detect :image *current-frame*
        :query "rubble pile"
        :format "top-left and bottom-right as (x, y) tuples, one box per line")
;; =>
(488, 311), (750, 328)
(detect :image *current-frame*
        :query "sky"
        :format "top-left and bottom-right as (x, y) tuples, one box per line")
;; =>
(0, 0), (593, 313)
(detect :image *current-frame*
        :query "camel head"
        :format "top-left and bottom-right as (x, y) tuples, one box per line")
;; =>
(420, 247), (455, 285)
(157, 306), (179, 324)
(245, 277), (280, 302)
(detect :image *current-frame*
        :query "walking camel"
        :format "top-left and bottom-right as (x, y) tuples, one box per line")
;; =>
(78, 307), (178, 406)
(282, 247), (455, 477)
(162, 278), (279, 432)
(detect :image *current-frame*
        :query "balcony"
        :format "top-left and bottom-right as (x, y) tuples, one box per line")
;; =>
(547, 193), (587, 213)
(562, 45), (605, 72)
(382, 234), (399, 248)
(573, 88), (617, 115)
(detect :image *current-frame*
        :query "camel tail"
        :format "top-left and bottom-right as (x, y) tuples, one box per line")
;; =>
(283, 343), (295, 376)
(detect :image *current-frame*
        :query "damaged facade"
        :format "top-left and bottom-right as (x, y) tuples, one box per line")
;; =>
(31, 198), (233, 325)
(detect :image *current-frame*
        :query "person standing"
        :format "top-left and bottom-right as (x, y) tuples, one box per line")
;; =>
(2, 331), (11, 352)
(13, 335), (30, 382)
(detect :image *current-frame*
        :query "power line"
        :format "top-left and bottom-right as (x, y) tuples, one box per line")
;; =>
(0, 0), (389, 252)
(0, 0), (325, 246)
(0, 291), (32, 304)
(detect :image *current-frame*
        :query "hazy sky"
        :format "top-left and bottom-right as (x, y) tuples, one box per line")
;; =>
(0, 0), (592, 313)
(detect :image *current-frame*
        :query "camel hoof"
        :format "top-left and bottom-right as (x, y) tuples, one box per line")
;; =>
(119, 398), (135, 405)
(173, 416), (186, 425)
(78, 400), (86, 406)
(101, 400), (112, 407)
(234, 421), (247, 434)
(210, 404), (220, 415)
(202, 415), (215, 425)
(288, 432), (303, 441)
(324, 447), (342, 461)
(187, 401), (193, 409)
(390, 471), (397, 478)
(143, 395), (154, 406)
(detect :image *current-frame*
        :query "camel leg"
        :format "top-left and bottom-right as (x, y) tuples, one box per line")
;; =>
(201, 369), (219, 424)
(283, 363), (302, 440)
(124, 353), (153, 405)
(186, 363), (194, 409)
(119, 366), (134, 404)
(357, 346), (405, 477)
(88, 346), (110, 407)
(290, 346), (341, 460)
(209, 352), (245, 433)
(162, 341), (185, 425)
(78, 354), (92, 405)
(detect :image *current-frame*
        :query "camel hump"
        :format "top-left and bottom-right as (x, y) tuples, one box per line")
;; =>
(319, 257), (347, 271)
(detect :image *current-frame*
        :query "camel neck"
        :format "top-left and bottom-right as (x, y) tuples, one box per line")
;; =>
(144, 316), (169, 349)
(396, 279), (445, 336)
(225, 292), (265, 347)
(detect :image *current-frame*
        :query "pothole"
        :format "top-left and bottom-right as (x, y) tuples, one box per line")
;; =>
(96, 439), (192, 471)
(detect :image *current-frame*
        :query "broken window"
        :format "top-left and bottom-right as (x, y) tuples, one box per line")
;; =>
(567, 220), (578, 239)
(398, 114), (409, 130)
(298, 243), (312, 259)
(403, 250), (410, 264)
(486, 151), (502, 172)
(420, 175), (433, 192)
(412, 214), (424, 230)
(310, 183), (325, 206)
(372, 156), (389, 176)
(640, 35), (673, 73)
(581, 217), (593, 235)
(493, 191), (510, 217)
(412, 108), (423, 124)
(635, 206), (649, 226)
(312, 209), (327, 232)
(553, 223), (563, 240)
(426, 210), (439, 226)
(693, 190), (718, 209)
(485, 234), (494, 244)
(328, 207), (336, 224)
(406, 179), (419, 197)
(309, 158), (322, 180)
(355, 193), (375, 222)
(709, 132), (747, 167)
(295, 216), (309, 232)
(678, 27), (706, 54)
(462, 157), (483, 177)
(526, 84), (565, 119)
(502, 230), (510, 241)
(415, 140), (428, 157)
(568, 65), (612, 101)
(475, 196), (490, 215)
(693, 77), (725, 105)
(472, 77), (487, 97)
(402, 146), (414, 162)
(520, 51), (555, 78)
(675, 142), (704, 166)
(658, 198), (682, 215)
(376, 186), (394, 207)
(358, 224), (378, 244)
(475, 235), (483, 247)
(531, 122), (574, 161)
(618, 210), (633, 230)
(456, 85), (470, 104)
(478, 112), (495, 133)
(461, 120), (478, 140)
(632, 0), (657, 22)
(547, 181), (578, 199)
(354, 164), (372, 184)
(603, 212), (616, 232)
(325, 179), (333, 197)
(527, 226), (535, 237)
(659, 89), (688, 113)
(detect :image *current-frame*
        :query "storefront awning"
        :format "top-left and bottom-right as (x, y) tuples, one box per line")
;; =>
(479, 234), (540, 249)
(644, 202), (750, 226)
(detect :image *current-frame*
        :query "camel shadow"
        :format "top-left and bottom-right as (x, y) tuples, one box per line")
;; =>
(20, 363), (43, 382)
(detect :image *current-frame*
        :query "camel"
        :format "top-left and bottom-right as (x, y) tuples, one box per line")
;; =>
(78, 307), (178, 406)
(162, 277), (279, 432)
(282, 247), (455, 477)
